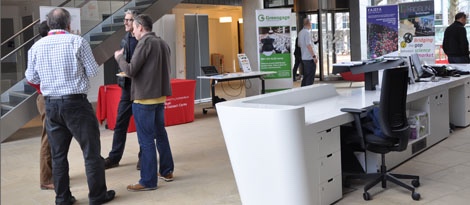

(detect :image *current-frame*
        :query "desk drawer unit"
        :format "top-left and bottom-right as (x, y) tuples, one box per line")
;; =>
(315, 127), (342, 205)
(320, 174), (342, 205)
(429, 90), (449, 145)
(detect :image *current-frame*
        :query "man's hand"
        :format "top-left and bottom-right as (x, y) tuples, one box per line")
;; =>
(313, 55), (318, 64)
(114, 48), (124, 61)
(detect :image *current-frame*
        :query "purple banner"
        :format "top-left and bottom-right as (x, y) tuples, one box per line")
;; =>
(367, 5), (399, 59)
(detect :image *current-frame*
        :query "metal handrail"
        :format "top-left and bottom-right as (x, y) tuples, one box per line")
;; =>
(0, 19), (40, 47)
(0, 0), (72, 47)
(1, 34), (40, 61)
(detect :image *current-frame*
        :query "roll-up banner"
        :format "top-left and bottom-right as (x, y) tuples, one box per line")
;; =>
(256, 9), (293, 92)
(399, 1), (435, 63)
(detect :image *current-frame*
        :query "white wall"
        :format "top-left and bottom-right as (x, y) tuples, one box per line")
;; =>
(153, 14), (177, 79)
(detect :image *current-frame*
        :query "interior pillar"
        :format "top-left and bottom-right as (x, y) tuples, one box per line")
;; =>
(242, 0), (263, 97)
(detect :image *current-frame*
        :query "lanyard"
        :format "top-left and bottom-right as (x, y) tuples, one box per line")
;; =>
(48, 30), (68, 35)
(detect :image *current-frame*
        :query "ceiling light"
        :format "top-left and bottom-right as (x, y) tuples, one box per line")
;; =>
(219, 16), (232, 23)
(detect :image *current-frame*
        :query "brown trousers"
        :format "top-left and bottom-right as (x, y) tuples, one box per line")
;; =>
(37, 94), (53, 185)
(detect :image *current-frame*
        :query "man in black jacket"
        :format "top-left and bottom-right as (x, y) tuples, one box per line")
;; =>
(292, 37), (302, 81)
(443, 12), (470, 63)
(104, 9), (141, 169)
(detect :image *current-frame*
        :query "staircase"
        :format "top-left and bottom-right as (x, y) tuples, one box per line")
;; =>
(1, 0), (182, 142)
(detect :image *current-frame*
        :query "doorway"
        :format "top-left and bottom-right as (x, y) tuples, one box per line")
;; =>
(302, 10), (351, 81)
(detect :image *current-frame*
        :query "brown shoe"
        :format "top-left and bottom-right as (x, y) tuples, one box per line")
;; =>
(127, 183), (157, 192)
(158, 173), (174, 182)
(40, 183), (54, 190)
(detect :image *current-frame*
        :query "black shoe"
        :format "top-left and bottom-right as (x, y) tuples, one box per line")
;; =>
(58, 196), (76, 205)
(104, 158), (119, 169)
(136, 159), (141, 170)
(91, 190), (115, 205)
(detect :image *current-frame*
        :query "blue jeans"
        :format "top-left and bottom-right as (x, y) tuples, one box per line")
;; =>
(45, 96), (108, 205)
(133, 103), (174, 188)
(108, 85), (134, 163)
(301, 59), (317, 86)
(448, 56), (470, 64)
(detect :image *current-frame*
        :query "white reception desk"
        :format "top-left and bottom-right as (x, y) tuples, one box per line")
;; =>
(216, 66), (470, 205)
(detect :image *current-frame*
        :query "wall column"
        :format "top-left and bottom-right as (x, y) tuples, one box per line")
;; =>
(242, 0), (263, 97)
(349, 0), (368, 61)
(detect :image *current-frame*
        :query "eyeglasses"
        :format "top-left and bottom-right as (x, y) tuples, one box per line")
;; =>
(124, 18), (134, 23)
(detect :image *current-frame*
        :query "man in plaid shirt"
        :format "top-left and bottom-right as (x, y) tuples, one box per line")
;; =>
(25, 8), (115, 205)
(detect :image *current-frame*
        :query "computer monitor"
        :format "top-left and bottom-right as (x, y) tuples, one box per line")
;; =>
(410, 53), (424, 81)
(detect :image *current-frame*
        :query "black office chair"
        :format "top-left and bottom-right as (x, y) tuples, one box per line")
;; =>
(340, 66), (421, 201)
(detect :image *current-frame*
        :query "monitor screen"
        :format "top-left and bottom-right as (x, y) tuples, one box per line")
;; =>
(410, 54), (424, 79)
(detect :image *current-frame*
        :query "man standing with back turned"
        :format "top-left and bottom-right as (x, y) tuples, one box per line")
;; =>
(25, 8), (115, 204)
(114, 14), (175, 191)
(443, 12), (470, 63)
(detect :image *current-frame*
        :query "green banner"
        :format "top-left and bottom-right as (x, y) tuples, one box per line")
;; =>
(256, 9), (293, 91)
(259, 53), (291, 79)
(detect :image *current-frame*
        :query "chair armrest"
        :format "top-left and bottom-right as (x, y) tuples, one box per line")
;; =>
(341, 107), (368, 150)
(340, 108), (367, 114)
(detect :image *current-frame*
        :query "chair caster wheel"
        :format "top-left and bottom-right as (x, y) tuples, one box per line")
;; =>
(363, 192), (371, 201)
(412, 192), (421, 201)
(412, 179), (420, 187)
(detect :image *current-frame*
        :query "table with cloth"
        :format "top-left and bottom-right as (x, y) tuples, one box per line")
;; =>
(96, 79), (196, 132)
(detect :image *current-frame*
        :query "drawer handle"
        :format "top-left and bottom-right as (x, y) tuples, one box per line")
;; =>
(326, 128), (332, 133)
(328, 178), (334, 183)
(327, 153), (333, 158)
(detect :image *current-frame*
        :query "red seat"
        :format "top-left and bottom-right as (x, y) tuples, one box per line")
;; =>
(340, 71), (365, 87)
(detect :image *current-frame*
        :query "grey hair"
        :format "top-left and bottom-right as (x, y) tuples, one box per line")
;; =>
(134, 14), (153, 31)
(47, 8), (71, 30)
(124, 9), (139, 17)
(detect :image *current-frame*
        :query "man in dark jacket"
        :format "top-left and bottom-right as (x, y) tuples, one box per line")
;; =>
(104, 9), (141, 170)
(114, 14), (175, 191)
(443, 12), (470, 63)
(292, 37), (302, 81)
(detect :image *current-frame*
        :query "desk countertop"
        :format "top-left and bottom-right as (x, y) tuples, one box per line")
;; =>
(217, 75), (469, 132)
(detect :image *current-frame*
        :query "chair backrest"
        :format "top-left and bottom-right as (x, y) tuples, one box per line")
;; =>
(378, 66), (410, 151)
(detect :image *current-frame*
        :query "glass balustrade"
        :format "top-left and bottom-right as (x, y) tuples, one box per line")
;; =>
(1, 0), (153, 94)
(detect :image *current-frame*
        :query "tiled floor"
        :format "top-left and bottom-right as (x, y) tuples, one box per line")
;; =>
(2, 80), (470, 204)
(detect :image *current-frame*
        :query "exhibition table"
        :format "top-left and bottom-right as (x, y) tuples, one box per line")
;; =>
(197, 71), (276, 114)
(96, 79), (196, 132)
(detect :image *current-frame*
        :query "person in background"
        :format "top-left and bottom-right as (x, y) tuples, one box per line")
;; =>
(27, 20), (54, 191)
(114, 14), (175, 191)
(104, 9), (142, 170)
(292, 36), (302, 82)
(25, 8), (115, 204)
(298, 17), (318, 86)
(443, 12), (470, 63)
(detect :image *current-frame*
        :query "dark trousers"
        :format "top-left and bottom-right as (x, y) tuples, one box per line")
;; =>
(133, 103), (174, 187)
(292, 56), (303, 80)
(107, 84), (134, 163)
(448, 56), (470, 64)
(301, 59), (317, 86)
(45, 96), (107, 205)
